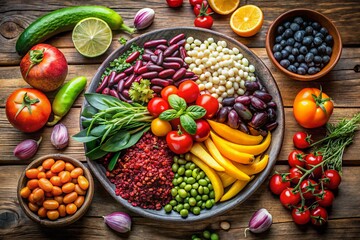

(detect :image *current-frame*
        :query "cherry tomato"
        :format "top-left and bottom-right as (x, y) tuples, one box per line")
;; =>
(280, 188), (301, 209)
(77, 176), (89, 190)
(322, 169), (341, 190)
(161, 85), (178, 102)
(193, 3), (212, 16)
(151, 118), (172, 137)
(51, 160), (65, 173)
(177, 80), (200, 103)
(194, 15), (213, 29)
(288, 150), (306, 168)
(289, 167), (303, 184)
(292, 206), (311, 225)
(316, 189), (334, 207)
(300, 179), (319, 199)
(170, 118), (181, 130)
(147, 97), (170, 117)
(192, 119), (210, 142)
(189, 0), (203, 6)
(310, 206), (328, 226)
(5, 88), (51, 132)
(305, 153), (323, 178)
(166, 130), (193, 154)
(293, 131), (312, 149)
(166, 0), (183, 7)
(195, 94), (219, 119)
(269, 174), (290, 195)
(26, 169), (40, 179)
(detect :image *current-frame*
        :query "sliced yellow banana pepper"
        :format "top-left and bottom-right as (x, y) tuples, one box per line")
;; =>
(232, 154), (269, 175)
(217, 172), (237, 188)
(190, 143), (225, 172)
(220, 176), (254, 202)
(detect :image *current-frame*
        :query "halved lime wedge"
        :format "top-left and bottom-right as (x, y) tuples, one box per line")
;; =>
(72, 17), (112, 58)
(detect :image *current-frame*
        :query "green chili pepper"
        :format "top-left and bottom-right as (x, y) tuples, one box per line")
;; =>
(47, 76), (87, 126)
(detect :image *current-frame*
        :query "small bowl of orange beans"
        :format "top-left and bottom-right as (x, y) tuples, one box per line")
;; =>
(17, 154), (94, 227)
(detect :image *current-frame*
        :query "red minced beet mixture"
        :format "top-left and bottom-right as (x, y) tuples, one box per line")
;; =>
(104, 132), (174, 210)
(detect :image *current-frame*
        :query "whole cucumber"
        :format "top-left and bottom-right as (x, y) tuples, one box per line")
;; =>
(16, 6), (135, 56)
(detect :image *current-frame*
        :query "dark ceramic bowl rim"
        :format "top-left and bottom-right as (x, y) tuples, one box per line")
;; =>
(80, 27), (285, 222)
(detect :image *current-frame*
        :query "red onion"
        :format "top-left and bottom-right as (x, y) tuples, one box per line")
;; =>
(134, 8), (155, 30)
(245, 208), (272, 237)
(103, 212), (131, 233)
(50, 123), (69, 149)
(13, 137), (42, 160)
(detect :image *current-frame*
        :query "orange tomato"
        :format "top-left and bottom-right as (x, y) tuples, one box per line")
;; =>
(37, 165), (45, 172)
(58, 204), (66, 217)
(50, 176), (62, 187)
(63, 192), (78, 204)
(74, 184), (86, 196)
(38, 178), (53, 192)
(42, 158), (55, 170)
(54, 196), (64, 204)
(59, 171), (71, 183)
(33, 188), (45, 202)
(47, 210), (60, 220)
(66, 203), (77, 215)
(27, 179), (39, 190)
(28, 202), (39, 212)
(62, 182), (75, 194)
(65, 162), (75, 172)
(45, 170), (56, 179)
(77, 176), (89, 190)
(43, 200), (59, 210)
(293, 88), (334, 128)
(51, 160), (65, 173)
(20, 187), (31, 198)
(38, 207), (47, 218)
(51, 186), (63, 196)
(37, 172), (46, 179)
(74, 196), (85, 208)
(70, 168), (83, 179)
(26, 168), (39, 179)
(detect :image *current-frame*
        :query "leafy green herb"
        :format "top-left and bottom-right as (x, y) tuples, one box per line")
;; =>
(108, 151), (121, 171)
(159, 109), (178, 121)
(168, 94), (187, 111)
(101, 131), (131, 152)
(186, 105), (206, 120)
(180, 114), (197, 135)
(129, 79), (154, 103)
(118, 37), (127, 45)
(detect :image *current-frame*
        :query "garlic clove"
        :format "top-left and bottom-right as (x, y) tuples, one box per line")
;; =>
(134, 8), (155, 30)
(14, 137), (42, 160)
(245, 208), (272, 237)
(103, 212), (131, 233)
(51, 123), (69, 150)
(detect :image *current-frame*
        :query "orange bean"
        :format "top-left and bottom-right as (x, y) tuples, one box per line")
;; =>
(28, 202), (39, 212)
(78, 176), (89, 190)
(70, 168), (83, 179)
(45, 192), (53, 198)
(65, 162), (75, 172)
(65, 203), (77, 215)
(27, 179), (39, 190)
(45, 170), (56, 179)
(37, 172), (46, 179)
(50, 176), (62, 187)
(74, 196), (85, 208)
(62, 182), (75, 194)
(38, 178), (53, 192)
(51, 160), (65, 173)
(74, 184), (86, 196)
(54, 196), (64, 205)
(26, 168), (40, 179)
(47, 210), (59, 220)
(43, 200), (59, 210)
(71, 178), (78, 184)
(36, 196), (45, 206)
(37, 165), (45, 172)
(58, 204), (66, 217)
(38, 207), (47, 218)
(20, 187), (31, 198)
(42, 158), (55, 170)
(28, 193), (35, 204)
(33, 188), (45, 202)
(51, 186), (62, 196)
(59, 171), (71, 184)
(63, 192), (78, 204)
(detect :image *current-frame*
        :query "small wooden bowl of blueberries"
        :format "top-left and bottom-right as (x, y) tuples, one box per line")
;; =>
(266, 8), (342, 81)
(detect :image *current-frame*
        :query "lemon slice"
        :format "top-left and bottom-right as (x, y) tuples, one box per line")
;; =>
(72, 17), (112, 58)
(208, 0), (240, 15)
(230, 5), (264, 37)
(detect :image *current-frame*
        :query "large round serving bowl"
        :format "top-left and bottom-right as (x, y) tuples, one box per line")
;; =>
(81, 27), (284, 222)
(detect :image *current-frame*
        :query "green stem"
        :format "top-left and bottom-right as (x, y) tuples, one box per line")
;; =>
(14, 92), (40, 118)
(119, 23), (136, 34)
(25, 49), (45, 79)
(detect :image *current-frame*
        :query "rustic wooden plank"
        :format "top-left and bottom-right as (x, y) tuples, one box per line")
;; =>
(0, 107), (359, 164)
(0, 165), (359, 239)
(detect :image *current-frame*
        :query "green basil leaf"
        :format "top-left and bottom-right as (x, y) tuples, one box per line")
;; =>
(101, 131), (131, 152)
(85, 140), (98, 152)
(72, 129), (100, 143)
(81, 105), (98, 118)
(90, 125), (108, 137)
(168, 94), (187, 111)
(108, 151), (121, 171)
(120, 126), (150, 149)
(85, 93), (120, 110)
(186, 105), (206, 120)
(159, 109), (178, 121)
(86, 146), (108, 160)
(180, 114), (197, 135)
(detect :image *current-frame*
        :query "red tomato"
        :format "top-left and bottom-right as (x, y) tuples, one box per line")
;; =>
(194, 15), (213, 29)
(170, 118), (181, 130)
(305, 153), (323, 178)
(192, 119), (210, 142)
(166, 0), (183, 7)
(147, 97), (169, 117)
(322, 170), (341, 190)
(310, 206), (328, 226)
(166, 130), (193, 154)
(288, 150), (306, 168)
(269, 174), (290, 195)
(193, 3), (212, 16)
(280, 188), (301, 209)
(293, 131), (312, 149)
(316, 189), (334, 207)
(6, 88), (51, 132)
(161, 86), (178, 102)
(292, 207), (311, 225)
(177, 80), (200, 103)
(189, 0), (204, 6)
(20, 44), (68, 92)
(195, 94), (219, 119)
(289, 167), (303, 184)
(300, 179), (319, 199)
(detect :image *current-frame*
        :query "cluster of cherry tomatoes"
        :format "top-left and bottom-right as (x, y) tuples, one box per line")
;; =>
(269, 131), (342, 227)
(147, 80), (218, 154)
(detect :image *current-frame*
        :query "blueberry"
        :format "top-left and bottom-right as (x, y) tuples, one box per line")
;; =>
(290, 23), (300, 32)
(325, 35), (333, 45)
(293, 17), (304, 25)
(315, 67), (321, 73)
(291, 48), (300, 56)
(273, 44), (282, 52)
(294, 31), (305, 42)
(284, 29), (294, 39)
(315, 32), (325, 39)
(315, 62), (321, 67)
(305, 52), (314, 63)
(308, 67), (317, 75)
(302, 21), (309, 28)
(280, 40), (287, 47)
(297, 54), (305, 63)
(280, 59), (291, 68)
(320, 27), (328, 35)
(312, 22), (321, 30)
(274, 52), (282, 61)
(287, 65), (297, 73)
(326, 46), (332, 55)
(299, 46), (308, 55)
(305, 26), (313, 35)
(317, 45), (326, 54)
(297, 67), (307, 75)
(302, 36), (313, 46)
(281, 49), (290, 58)
(310, 48), (318, 55)
(320, 63), (325, 68)
(285, 45), (293, 52)
(312, 30), (318, 36)
(283, 21), (291, 29)
(322, 55), (330, 64)
(308, 61), (315, 67)
(314, 37), (323, 46)
(299, 63), (309, 71)
(294, 62), (300, 67)
(286, 38), (295, 46)
(288, 54), (296, 63)
(314, 55), (322, 64)
(275, 35), (283, 43)
(277, 25), (285, 35)
(294, 42), (302, 48)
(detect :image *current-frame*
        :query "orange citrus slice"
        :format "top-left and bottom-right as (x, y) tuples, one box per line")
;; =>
(230, 5), (264, 37)
(208, 0), (240, 15)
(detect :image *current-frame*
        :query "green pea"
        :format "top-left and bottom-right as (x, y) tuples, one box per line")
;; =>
(175, 186), (179, 190)
(177, 204), (184, 212)
(205, 199), (213, 209)
(192, 235), (199, 240)
(179, 182), (186, 189)
(201, 202), (206, 209)
(190, 163), (196, 170)
(172, 163), (179, 173)
(192, 206), (201, 215)
(186, 177), (196, 184)
(178, 189), (187, 198)
(170, 200), (177, 206)
(175, 195), (183, 202)
(189, 197), (196, 206)
(184, 176), (188, 182)
(190, 189), (198, 197)
(202, 195), (209, 201)
(184, 203), (190, 210)
(203, 230), (211, 239)
(209, 190), (215, 199)
(185, 169), (192, 177)
(199, 171), (205, 179)
(205, 176), (210, 182)
(171, 188), (178, 197)
(199, 179), (208, 186)
(197, 200), (203, 207)
(193, 238), (201, 240)
(184, 184), (192, 192)
(192, 182), (199, 189)
(208, 184), (213, 190)
(178, 158), (187, 165)
(180, 209), (188, 218)
(195, 195), (201, 201)
(185, 162), (192, 169)
(196, 175), (201, 180)
(192, 168), (199, 178)
(210, 233), (219, 240)
(198, 186), (204, 194)
(172, 179), (178, 186)
(174, 173), (179, 178)
(203, 186), (210, 195)
(185, 153), (192, 161)
(164, 204), (172, 213)
(176, 177), (183, 184)
(178, 167), (185, 175)
(173, 155), (179, 163)
(211, 199), (215, 205)
(184, 197), (189, 203)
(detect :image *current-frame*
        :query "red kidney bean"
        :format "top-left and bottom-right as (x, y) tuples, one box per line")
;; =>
(162, 62), (181, 69)
(151, 78), (171, 87)
(171, 50), (180, 57)
(239, 122), (250, 134)
(164, 57), (184, 65)
(265, 122), (278, 131)
(233, 103), (252, 121)
(169, 33), (185, 45)
(151, 85), (163, 93)
(144, 39), (167, 48)
(184, 71), (195, 78)
(235, 96), (251, 106)
(150, 55), (158, 64)
(136, 65), (148, 74)
(144, 49), (154, 55)
(244, 81), (260, 91)
(179, 46), (187, 59)
(251, 97), (267, 110)
(177, 39), (186, 46)
(142, 54), (151, 61)
(122, 89), (130, 98)
(253, 90), (273, 103)
(267, 101), (277, 109)
(134, 75), (143, 83)
(119, 92), (129, 102)
(158, 69), (176, 78)
(147, 64), (164, 72)
(154, 49), (162, 55)
(124, 66), (134, 75)
(95, 75), (109, 93)
(216, 107), (229, 123)
(141, 71), (158, 79)
(117, 79), (125, 93)
(174, 78), (191, 87)
(249, 112), (268, 128)
(102, 87), (110, 95)
(124, 74), (136, 88)
(190, 75), (199, 81)
(164, 43), (179, 57)
(156, 51), (164, 65)
(173, 67), (187, 81)
(156, 44), (168, 51)
(222, 97), (235, 106)
(108, 71), (118, 86)
(166, 79), (174, 85)
(267, 108), (277, 122)
(114, 72), (127, 83)
(126, 51), (140, 63)
(133, 60), (143, 73)
(183, 62), (189, 68)
(109, 89), (120, 99)
(227, 110), (240, 129)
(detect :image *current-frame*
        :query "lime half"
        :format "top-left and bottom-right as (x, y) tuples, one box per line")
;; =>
(72, 17), (112, 58)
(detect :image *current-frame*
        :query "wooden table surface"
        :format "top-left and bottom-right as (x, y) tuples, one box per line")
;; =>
(1, 0), (360, 239)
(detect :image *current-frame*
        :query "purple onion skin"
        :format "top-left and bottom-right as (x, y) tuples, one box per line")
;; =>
(245, 208), (272, 236)
(13, 137), (42, 160)
(134, 8), (155, 30)
(104, 212), (132, 233)
(51, 123), (69, 150)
